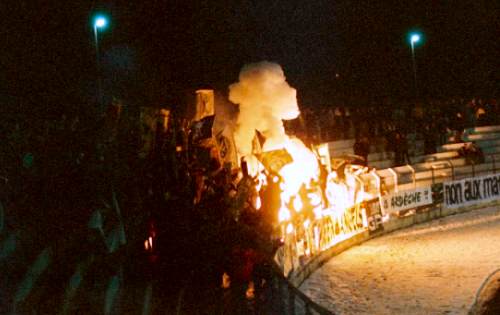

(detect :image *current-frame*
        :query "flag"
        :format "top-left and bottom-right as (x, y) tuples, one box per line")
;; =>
(191, 115), (215, 143)
(139, 107), (170, 158)
(194, 89), (215, 121)
(257, 149), (293, 173)
(251, 130), (266, 155)
(254, 129), (266, 152)
(215, 128), (238, 168)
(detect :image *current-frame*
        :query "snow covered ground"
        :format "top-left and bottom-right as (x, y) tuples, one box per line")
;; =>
(300, 205), (500, 315)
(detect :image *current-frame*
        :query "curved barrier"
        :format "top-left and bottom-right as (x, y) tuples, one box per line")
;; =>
(280, 173), (500, 291)
(268, 262), (334, 315)
(289, 198), (500, 287)
(271, 125), (500, 311)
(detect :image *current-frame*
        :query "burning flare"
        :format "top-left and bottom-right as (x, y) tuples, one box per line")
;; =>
(229, 62), (372, 266)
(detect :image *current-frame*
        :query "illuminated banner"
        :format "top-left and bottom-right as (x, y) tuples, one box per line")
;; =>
(381, 187), (433, 214)
(444, 173), (500, 209)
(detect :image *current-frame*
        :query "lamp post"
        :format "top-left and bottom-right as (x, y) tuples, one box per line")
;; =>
(93, 15), (108, 114)
(409, 33), (421, 100)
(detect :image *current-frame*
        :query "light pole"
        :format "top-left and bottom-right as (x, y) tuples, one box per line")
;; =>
(93, 15), (108, 114)
(409, 33), (421, 100)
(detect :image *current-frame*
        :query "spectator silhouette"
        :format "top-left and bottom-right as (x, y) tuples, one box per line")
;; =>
(394, 131), (410, 166)
(353, 135), (370, 166)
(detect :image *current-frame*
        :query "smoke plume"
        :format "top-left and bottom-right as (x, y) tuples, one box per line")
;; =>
(229, 61), (299, 156)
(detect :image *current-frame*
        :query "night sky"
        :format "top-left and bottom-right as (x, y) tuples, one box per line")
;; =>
(2, 0), (498, 114)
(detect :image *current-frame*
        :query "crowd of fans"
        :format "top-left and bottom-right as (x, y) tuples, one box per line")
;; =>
(301, 97), (499, 143)
(0, 102), (282, 313)
(0, 95), (498, 312)
(2, 97), (497, 235)
(298, 97), (498, 166)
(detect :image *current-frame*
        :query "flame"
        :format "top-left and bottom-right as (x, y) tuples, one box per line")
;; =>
(278, 205), (291, 222)
(293, 197), (303, 212)
(222, 272), (231, 289)
(308, 192), (322, 207)
(229, 62), (375, 258)
(265, 140), (375, 256)
(303, 219), (310, 229)
(255, 196), (262, 210)
(245, 281), (255, 299)
(313, 206), (323, 219)
(144, 236), (153, 251)
(270, 137), (373, 233)
(276, 137), (318, 203)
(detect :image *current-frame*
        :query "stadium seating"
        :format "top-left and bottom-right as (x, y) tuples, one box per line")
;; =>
(326, 125), (500, 195)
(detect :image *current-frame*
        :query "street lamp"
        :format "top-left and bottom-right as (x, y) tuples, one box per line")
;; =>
(408, 32), (421, 100)
(93, 15), (108, 55)
(93, 15), (108, 114)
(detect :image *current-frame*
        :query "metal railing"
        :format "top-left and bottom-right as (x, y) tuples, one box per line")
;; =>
(269, 263), (334, 315)
(375, 153), (499, 190)
(216, 259), (334, 315)
(271, 153), (500, 315)
(430, 159), (454, 184)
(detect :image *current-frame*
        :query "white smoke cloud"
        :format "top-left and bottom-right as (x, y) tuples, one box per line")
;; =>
(229, 61), (300, 156)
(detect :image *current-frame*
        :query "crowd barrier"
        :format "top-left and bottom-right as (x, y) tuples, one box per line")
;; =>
(261, 125), (500, 313)
(277, 169), (500, 290)
(265, 263), (333, 315)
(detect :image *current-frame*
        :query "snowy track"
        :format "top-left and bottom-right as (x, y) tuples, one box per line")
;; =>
(300, 205), (500, 315)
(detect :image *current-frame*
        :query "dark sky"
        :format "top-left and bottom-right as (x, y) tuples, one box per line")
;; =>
(2, 0), (498, 113)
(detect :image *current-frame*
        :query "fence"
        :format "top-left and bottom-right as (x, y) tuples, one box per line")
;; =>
(2, 145), (499, 314)
(363, 153), (500, 196)
(272, 153), (500, 314)
(268, 263), (333, 315)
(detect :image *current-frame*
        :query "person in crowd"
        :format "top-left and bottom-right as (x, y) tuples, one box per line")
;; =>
(344, 107), (352, 138)
(436, 113), (450, 146)
(464, 99), (476, 128)
(423, 123), (438, 155)
(333, 106), (344, 139)
(392, 105), (405, 123)
(413, 102), (424, 132)
(353, 135), (370, 166)
(486, 98), (499, 125)
(475, 100), (488, 126)
(458, 142), (485, 165)
(452, 111), (465, 143)
(394, 131), (410, 166)
(326, 107), (335, 140)
(384, 123), (396, 153)
(319, 107), (330, 141)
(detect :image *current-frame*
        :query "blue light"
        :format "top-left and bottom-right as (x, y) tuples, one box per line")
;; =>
(94, 16), (107, 29)
(411, 34), (420, 44)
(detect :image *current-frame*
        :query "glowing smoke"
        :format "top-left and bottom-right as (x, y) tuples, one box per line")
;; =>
(229, 61), (300, 156)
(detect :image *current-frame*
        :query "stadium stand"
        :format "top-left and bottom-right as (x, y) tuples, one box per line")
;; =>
(325, 125), (500, 195)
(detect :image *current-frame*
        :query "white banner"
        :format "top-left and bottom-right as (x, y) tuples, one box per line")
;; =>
(444, 173), (500, 209)
(381, 187), (433, 214)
